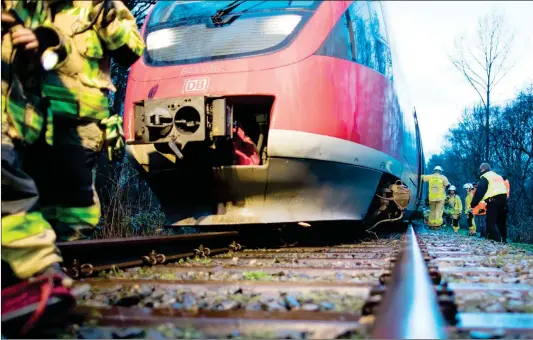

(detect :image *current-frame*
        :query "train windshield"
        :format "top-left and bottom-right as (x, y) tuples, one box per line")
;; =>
(144, 1), (320, 66)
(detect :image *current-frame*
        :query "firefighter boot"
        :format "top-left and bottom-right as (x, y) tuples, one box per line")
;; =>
(1, 263), (76, 337)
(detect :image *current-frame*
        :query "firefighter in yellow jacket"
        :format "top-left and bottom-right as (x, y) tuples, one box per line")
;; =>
(463, 183), (476, 236)
(1, 1), (75, 333)
(24, 0), (145, 241)
(445, 185), (462, 233)
(422, 166), (450, 229)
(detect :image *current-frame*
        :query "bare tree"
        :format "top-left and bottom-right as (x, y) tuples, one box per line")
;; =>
(450, 10), (515, 161)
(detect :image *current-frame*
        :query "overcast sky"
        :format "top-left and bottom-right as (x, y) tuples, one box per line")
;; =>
(386, 1), (533, 159)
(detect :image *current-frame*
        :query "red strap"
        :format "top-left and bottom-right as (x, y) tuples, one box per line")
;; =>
(20, 278), (53, 335)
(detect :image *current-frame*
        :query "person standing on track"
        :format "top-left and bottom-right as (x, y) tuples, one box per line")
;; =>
(24, 0), (145, 241)
(1, 1), (75, 334)
(463, 183), (476, 236)
(422, 166), (450, 229)
(445, 185), (462, 233)
(470, 163), (508, 243)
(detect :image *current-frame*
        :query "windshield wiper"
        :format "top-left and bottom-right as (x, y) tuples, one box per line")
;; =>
(211, 0), (247, 26)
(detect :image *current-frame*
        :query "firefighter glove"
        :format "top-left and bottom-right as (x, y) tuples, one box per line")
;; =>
(101, 114), (124, 162)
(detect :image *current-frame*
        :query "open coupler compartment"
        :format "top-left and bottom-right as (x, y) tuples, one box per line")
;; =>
(132, 96), (273, 166)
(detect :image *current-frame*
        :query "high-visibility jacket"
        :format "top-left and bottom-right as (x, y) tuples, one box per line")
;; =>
(1, 1), (68, 145)
(446, 195), (462, 217)
(481, 171), (508, 201)
(422, 173), (449, 201)
(471, 189), (487, 215)
(42, 0), (145, 121)
(465, 191), (474, 213)
(504, 180), (510, 198)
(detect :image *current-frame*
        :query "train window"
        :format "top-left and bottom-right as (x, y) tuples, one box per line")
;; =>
(149, 1), (318, 26)
(343, 1), (393, 80)
(144, 1), (321, 66)
(368, 2), (393, 79)
(314, 12), (354, 62)
(368, 2), (389, 44)
(348, 1), (376, 71)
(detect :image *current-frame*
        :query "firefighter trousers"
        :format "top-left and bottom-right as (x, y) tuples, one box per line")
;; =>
(486, 195), (508, 243)
(25, 116), (103, 242)
(428, 200), (445, 227)
(1, 131), (62, 283)
(451, 216), (460, 232)
(467, 212), (476, 234)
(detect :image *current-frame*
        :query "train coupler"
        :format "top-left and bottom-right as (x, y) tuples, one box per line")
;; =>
(131, 96), (233, 156)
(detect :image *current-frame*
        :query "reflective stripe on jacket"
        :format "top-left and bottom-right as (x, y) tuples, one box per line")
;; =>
(43, 0), (145, 121)
(422, 173), (449, 201)
(481, 171), (508, 201)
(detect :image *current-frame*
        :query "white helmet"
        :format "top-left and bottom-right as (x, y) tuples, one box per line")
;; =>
(433, 166), (443, 173)
(463, 183), (472, 189)
(449, 185), (456, 191)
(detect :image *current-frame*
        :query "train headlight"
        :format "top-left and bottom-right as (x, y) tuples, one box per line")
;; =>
(145, 14), (303, 63)
(146, 28), (176, 50)
(262, 15), (301, 35)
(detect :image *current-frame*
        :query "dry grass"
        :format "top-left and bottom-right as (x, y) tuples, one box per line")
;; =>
(94, 158), (167, 239)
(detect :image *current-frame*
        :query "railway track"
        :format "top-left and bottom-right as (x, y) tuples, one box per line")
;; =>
(419, 227), (533, 339)
(29, 224), (533, 339)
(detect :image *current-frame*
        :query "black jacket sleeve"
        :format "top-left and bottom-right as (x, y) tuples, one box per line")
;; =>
(471, 177), (488, 207)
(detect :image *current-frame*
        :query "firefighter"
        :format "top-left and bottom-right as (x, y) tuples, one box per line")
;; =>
(422, 165), (450, 229)
(445, 185), (462, 233)
(24, 0), (145, 241)
(1, 1), (75, 334)
(471, 163), (508, 243)
(463, 183), (476, 236)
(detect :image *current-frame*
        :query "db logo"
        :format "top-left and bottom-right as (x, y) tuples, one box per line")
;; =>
(183, 77), (210, 93)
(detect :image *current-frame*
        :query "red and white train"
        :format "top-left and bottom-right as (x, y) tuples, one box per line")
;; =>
(123, 0), (425, 228)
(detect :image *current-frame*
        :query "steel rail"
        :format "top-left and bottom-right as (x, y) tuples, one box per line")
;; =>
(371, 224), (446, 339)
(57, 231), (239, 278)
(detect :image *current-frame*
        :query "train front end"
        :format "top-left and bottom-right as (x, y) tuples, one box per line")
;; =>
(124, 0), (424, 227)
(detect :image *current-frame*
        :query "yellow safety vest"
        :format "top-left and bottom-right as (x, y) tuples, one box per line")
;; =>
(481, 171), (508, 201)
(423, 174), (447, 201)
(465, 191), (473, 213)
